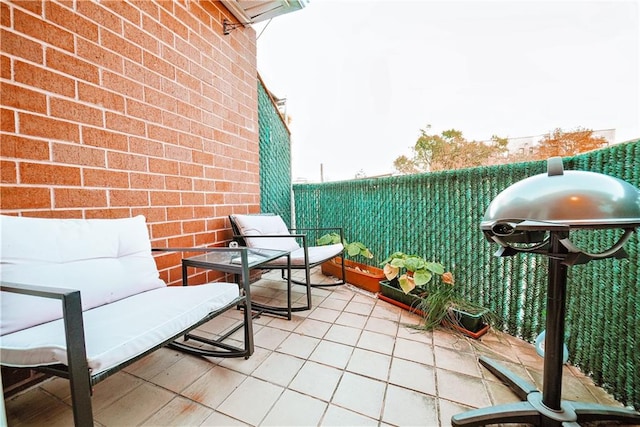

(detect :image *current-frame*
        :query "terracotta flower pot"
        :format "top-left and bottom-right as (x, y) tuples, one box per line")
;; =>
(321, 257), (385, 293)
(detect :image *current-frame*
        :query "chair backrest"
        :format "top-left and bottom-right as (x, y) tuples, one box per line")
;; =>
(229, 214), (301, 252)
(0, 215), (164, 335)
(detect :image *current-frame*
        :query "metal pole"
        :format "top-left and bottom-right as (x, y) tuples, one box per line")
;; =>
(542, 230), (569, 412)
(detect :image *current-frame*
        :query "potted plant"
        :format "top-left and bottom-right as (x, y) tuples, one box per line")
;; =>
(378, 251), (447, 312)
(379, 252), (491, 338)
(318, 233), (385, 293)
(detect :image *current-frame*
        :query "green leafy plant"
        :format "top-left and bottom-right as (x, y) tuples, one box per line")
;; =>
(380, 251), (448, 294)
(381, 252), (492, 331)
(317, 232), (373, 259)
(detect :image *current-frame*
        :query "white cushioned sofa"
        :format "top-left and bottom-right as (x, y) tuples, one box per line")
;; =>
(0, 215), (254, 426)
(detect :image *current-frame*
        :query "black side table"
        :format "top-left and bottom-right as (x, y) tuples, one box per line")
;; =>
(174, 247), (290, 359)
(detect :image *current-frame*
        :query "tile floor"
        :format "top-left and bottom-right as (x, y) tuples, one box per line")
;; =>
(3, 268), (637, 426)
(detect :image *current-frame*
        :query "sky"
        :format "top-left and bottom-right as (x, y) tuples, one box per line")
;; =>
(254, 1), (639, 182)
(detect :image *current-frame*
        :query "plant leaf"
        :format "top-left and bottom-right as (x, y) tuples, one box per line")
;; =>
(317, 233), (340, 245)
(346, 243), (360, 257)
(403, 256), (425, 272)
(383, 264), (399, 280)
(398, 274), (416, 294)
(425, 261), (445, 275)
(381, 251), (405, 265)
(414, 270), (433, 286)
(361, 248), (374, 259)
(389, 258), (405, 268)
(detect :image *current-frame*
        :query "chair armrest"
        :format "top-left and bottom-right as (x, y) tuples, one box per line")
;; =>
(232, 233), (306, 239)
(0, 283), (87, 353)
(1, 281), (80, 299)
(231, 233), (310, 251)
(289, 227), (345, 250)
(289, 226), (343, 233)
(1, 281), (92, 421)
(233, 226), (345, 252)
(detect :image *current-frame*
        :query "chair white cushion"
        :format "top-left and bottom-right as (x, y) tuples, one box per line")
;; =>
(0, 215), (165, 335)
(0, 282), (239, 376)
(231, 214), (300, 252)
(265, 244), (344, 266)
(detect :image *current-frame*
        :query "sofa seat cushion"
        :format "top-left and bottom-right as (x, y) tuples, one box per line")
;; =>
(0, 282), (239, 377)
(1, 215), (165, 335)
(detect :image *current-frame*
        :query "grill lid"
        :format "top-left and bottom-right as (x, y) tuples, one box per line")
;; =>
(480, 157), (640, 264)
(481, 157), (640, 237)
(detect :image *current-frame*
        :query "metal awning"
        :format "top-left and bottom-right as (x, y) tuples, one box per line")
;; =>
(221, 0), (309, 25)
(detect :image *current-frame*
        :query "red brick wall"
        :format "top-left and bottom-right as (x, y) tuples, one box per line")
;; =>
(0, 1), (261, 285)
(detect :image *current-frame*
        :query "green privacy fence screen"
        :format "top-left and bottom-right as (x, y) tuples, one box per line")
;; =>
(258, 79), (292, 226)
(293, 140), (639, 409)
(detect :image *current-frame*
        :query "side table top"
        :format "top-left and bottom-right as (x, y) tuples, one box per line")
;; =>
(182, 247), (289, 270)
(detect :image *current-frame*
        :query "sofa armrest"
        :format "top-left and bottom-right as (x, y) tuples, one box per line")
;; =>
(0, 282), (93, 426)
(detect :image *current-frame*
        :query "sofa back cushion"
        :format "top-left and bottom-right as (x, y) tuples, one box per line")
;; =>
(0, 215), (165, 335)
(230, 214), (300, 252)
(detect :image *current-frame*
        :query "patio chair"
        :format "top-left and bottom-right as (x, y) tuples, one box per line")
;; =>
(229, 214), (345, 317)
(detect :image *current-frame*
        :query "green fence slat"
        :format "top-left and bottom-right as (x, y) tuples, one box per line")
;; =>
(258, 81), (292, 225)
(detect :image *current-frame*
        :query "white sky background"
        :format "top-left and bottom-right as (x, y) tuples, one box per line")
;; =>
(254, 1), (639, 182)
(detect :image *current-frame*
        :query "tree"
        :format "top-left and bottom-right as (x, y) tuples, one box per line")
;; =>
(393, 126), (508, 174)
(533, 127), (608, 158)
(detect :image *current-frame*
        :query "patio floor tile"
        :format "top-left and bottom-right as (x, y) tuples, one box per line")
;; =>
(320, 404), (378, 426)
(216, 377), (283, 425)
(383, 384), (439, 426)
(289, 361), (343, 402)
(436, 368), (492, 408)
(356, 329), (396, 355)
(308, 340), (354, 370)
(148, 354), (215, 393)
(331, 372), (386, 419)
(201, 410), (249, 426)
(433, 345), (482, 378)
(324, 323), (362, 346)
(293, 317), (332, 338)
(261, 389), (327, 426)
(346, 348), (391, 381)
(94, 382), (174, 426)
(308, 306), (342, 323)
(5, 387), (74, 426)
(388, 357), (437, 395)
(140, 396), (213, 426)
(276, 332), (321, 358)
(252, 352), (305, 387)
(181, 365), (247, 408)
(393, 336), (436, 365)
(3, 267), (637, 426)
(253, 326), (291, 351)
